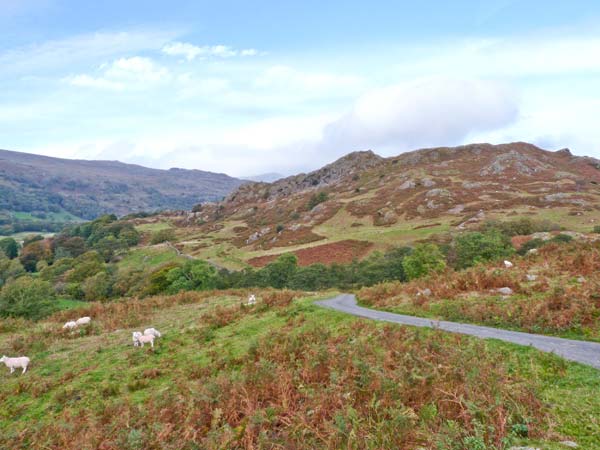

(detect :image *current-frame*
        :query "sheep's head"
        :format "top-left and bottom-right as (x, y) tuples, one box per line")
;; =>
(0, 356), (5, 362)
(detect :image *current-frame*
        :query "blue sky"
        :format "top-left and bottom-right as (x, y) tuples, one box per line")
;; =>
(2, 0), (600, 176)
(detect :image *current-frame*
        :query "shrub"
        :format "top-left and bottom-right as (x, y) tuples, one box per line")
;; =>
(150, 228), (176, 245)
(306, 192), (328, 210)
(0, 276), (57, 320)
(402, 243), (446, 280)
(0, 238), (19, 259)
(452, 230), (514, 270)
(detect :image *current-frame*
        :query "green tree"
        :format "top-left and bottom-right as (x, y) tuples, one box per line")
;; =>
(0, 277), (57, 320)
(264, 253), (298, 288)
(0, 238), (19, 259)
(82, 271), (113, 301)
(166, 260), (217, 293)
(306, 192), (329, 210)
(402, 243), (446, 280)
(453, 230), (514, 270)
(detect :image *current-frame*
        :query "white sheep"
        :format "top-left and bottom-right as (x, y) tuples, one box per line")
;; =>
(504, 260), (514, 268)
(136, 334), (155, 348)
(132, 331), (143, 347)
(0, 355), (30, 374)
(143, 328), (161, 338)
(76, 317), (91, 326)
(247, 294), (257, 306)
(62, 321), (77, 330)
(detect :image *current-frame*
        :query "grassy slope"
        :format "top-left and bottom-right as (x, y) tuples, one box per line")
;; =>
(0, 292), (598, 448)
(146, 202), (600, 271)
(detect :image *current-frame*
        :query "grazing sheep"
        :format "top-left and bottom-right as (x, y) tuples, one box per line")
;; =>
(247, 294), (257, 305)
(504, 260), (514, 268)
(136, 334), (155, 348)
(76, 317), (91, 326)
(0, 355), (30, 374)
(62, 321), (77, 330)
(132, 331), (143, 347)
(143, 328), (161, 338)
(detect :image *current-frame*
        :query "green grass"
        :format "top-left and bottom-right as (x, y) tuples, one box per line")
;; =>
(117, 246), (186, 270)
(0, 292), (598, 448)
(55, 298), (88, 311)
(134, 221), (173, 233)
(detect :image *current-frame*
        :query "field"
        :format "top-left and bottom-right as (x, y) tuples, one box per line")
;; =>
(0, 290), (599, 448)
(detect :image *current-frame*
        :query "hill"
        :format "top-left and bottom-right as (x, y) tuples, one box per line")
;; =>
(134, 142), (600, 269)
(0, 149), (244, 234)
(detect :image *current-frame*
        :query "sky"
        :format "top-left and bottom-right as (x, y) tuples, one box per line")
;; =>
(1, 0), (600, 177)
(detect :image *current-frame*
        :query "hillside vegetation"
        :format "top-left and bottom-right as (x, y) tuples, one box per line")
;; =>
(1, 290), (599, 449)
(0, 149), (243, 234)
(140, 142), (600, 270)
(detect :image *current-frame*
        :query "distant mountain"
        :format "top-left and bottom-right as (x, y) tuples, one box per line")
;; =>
(0, 149), (244, 233)
(244, 172), (285, 183)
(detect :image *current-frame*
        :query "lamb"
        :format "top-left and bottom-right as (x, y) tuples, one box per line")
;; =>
(132, 331), (143, 347)
(136, 334), (155, 348)
(247, 294), (257, 306)
(62, 321), (77, 330)
(143, 328), (161, 338)
(76, 317), (91, 325)
(0, 355), (30, 374)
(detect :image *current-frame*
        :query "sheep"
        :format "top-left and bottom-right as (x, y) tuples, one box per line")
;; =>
(62, 321), (77, 330)
(143, 328), (161, 338)
(504, 260), (514, 268)
(0, 355), (30, 374)
(76, 317), (91, 326)
(132, 331), (143, 347)
(136, 334), (155, 348)
(247, 294), (257, 306)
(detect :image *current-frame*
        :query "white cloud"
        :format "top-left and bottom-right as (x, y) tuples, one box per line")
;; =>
(65, 56), (169, 90)
(161, 41), (260, 60)
(319, 77), (519, 154)
(256, 65), (365, 97)
(65, 74), (125, 91)
(0, 30), (177, 75)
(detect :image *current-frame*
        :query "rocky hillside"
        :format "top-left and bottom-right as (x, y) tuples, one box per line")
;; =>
(0, 149), (244, 232)
(130, 142), (600, 269)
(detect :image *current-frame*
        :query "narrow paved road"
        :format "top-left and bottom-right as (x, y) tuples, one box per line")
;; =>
(316, 294), (600, 369)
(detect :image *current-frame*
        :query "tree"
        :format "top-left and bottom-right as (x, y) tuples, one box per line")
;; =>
(264, 253), (298, 288)
(166, 260), (217, 293)
(0, 238), (19, 259)
(0, 276), (57, 320)
(402, 243), (446, 280)
(453, 230), (514, 270)
(307, 192), (329, 210)
(82, 271), (113, 301)
(19, 239), (53, 272)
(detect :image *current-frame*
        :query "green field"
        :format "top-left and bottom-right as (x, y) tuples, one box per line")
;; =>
(0, 292), (598, 448)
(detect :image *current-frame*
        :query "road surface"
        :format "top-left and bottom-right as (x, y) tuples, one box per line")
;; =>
(316, 294), (600, 369)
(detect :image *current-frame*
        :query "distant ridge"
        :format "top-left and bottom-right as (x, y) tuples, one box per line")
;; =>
(0, 149), (244, 232)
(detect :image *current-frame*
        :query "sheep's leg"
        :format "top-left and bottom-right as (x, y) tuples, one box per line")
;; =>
(22, 365), (27, 374)
(10, 367), (14, 374)
(150, 340), (154, 348)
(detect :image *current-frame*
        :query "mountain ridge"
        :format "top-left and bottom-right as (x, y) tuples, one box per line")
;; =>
(0, 148), (244, 233)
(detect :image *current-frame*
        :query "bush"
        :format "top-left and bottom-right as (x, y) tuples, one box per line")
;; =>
(452, 230), (514, 270)
(402, 243), (446, 280)
(306, 192), (328, 210)
(150, 229), (176, 245)
(0, 238), (19, 259)
(0, 277), (57, 320)
(551, 233), (573, 244)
